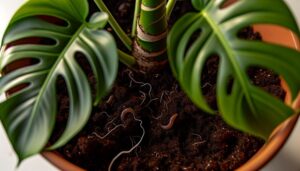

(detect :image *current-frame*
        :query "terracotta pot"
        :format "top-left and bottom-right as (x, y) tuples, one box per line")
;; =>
(40, 25), (300, 171)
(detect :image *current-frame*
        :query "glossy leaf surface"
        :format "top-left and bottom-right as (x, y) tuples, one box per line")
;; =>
(168, 0), (300, 139)
(0, 0), (118, 161)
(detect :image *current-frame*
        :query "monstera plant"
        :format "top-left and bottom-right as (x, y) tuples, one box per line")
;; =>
(0, 0), (300, 167)
(0, 0), (118, 161)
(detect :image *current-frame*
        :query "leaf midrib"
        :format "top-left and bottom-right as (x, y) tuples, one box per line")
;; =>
(26, 23), (87, 133)
(201, 5), (256, 113)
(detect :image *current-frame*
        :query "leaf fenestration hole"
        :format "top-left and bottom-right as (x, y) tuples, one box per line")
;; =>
(6, 83), (30, 96)
(185, 29), (202, 57)
(5, 37), (57, 50)
(201, 55), (219, 110)
(75, 51), (97, 98)
(48, 76), (69, 145)
(250, 24), (298, 50)
(38, 15), (69, 27)
(247, 66), (286, 100)
(3, 58), (40, 75)
(237, 27), (262, 41)
(220, 0), (239, 9)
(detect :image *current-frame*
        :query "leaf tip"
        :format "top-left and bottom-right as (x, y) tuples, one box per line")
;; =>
(16, 154), (26, 168)
(93, 98), (101, 106)
(88, 12), (109, 30)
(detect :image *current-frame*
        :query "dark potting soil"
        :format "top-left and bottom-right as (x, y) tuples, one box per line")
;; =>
(50, 0), (286, 171)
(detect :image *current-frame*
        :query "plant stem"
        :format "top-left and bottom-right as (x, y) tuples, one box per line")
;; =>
(139, 0), (167, 51)
(133, 0), (168, 72)
(166, 0), (177, 19)
(118, 49), (136, 67)
(132, 0), (141, 37)
(94, 0), (132, 51)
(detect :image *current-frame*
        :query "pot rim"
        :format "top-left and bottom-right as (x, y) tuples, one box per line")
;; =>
(41, 25), (300, 171)
(42, 151), (85, 171)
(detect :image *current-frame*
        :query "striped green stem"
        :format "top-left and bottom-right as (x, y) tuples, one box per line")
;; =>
(133, 0), (168, 72)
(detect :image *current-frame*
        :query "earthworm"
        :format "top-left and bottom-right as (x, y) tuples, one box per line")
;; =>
(160, 113), (178, 130)
(95, 108), (137, 140)
(192, 141), (206, 146)
(120, 107), (135, 121)
(106, 95), (114, 104)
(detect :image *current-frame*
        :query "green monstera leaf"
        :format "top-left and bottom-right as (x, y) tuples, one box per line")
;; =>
(0, 0), (118, 161)
(168, 0), (300, 139)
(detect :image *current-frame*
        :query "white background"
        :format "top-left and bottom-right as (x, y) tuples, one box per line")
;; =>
(0, 0), (300, 171)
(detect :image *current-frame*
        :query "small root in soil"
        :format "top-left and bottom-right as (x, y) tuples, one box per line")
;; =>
(108, 108), (145, 171)
(127, 70), (154, 104)
(138, 90), (147, 105)
(145, 97), (159, 107)
(152, 112), (163, 120)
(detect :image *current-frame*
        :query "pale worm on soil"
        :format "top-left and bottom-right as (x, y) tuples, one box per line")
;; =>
(160, 113), (178, 130)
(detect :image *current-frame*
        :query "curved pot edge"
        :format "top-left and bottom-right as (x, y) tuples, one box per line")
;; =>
(42, 151), (85, 171)
(236, 114), (300, 171)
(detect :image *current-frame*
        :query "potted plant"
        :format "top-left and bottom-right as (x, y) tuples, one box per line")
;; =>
(1, 0), (300, 170)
